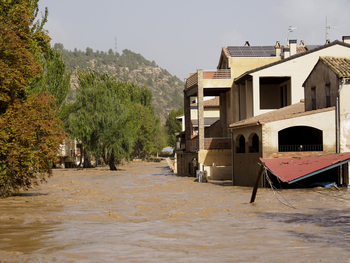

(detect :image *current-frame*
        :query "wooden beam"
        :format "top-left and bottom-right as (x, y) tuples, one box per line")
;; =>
(250, 162), (265, 203)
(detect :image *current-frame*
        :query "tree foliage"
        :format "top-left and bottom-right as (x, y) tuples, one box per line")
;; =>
(67, 68), (164, 169)
(0, 0), (50, 113)
(53, 44), (184, 118)
(0, 1), (66, 196)
(29, 46), (71, 109)
(165, 107), (184, 148)
(67, 69), (138, 169)
(132, 107), (165, 159)
(0, 94), (65, 196)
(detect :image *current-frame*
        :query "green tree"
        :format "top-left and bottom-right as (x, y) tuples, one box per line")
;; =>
(132, 106), (162, 159)
(165, 107), (184, 148)
(29, 46), (71, 109)
(0, 0), (50, 113)
(153, 118), (167, 156)
(86, 47), (93, 57)
(0, 94), (66, 196)
(146, 76), (153, 87)
(0, 1), (65, 196)
(67, 68), (140, 170)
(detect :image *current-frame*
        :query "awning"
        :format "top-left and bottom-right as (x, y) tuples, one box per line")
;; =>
(260, 152), (350, 184)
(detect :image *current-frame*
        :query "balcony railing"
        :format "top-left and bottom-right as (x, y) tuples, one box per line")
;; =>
(203, 70), (231, 79)
(185, 70), (231, 90)
(279, 144), (323, 152)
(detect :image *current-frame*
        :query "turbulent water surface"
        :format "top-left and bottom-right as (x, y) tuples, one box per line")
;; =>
(1, 162), (350, 262)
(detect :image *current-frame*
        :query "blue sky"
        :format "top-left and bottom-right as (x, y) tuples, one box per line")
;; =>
(38, 0), (350, 80)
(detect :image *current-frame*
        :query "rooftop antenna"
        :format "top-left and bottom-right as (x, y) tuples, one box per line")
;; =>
(287, 25), (298, 44)
(325, 16), (337, 42)
(115, 37), (117, 53)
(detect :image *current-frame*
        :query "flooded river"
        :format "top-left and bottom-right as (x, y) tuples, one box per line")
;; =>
(1, 162), (350, 262)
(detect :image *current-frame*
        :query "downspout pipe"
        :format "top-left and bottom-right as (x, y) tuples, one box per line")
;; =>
(230, 129), (235, 186)
(337, 78), (350, 153)
(336, 97), (340, 153)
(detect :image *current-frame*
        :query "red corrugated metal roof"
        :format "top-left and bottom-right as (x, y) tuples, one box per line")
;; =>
(260, 152), (350, 184)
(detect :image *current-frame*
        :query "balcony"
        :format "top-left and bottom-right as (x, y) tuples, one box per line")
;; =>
(185, 70), (232, 90)
(186, 137), (231, 152)
(204, 138), (231, 150)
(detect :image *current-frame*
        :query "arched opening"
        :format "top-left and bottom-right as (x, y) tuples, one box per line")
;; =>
(249, 133), (259, 153)
(278, 126), (323, 152)
(236, 134), (245, 153)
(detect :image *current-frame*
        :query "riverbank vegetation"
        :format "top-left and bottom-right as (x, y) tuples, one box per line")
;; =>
(0, 0), (182, 196)
(0, 0), (66, 196)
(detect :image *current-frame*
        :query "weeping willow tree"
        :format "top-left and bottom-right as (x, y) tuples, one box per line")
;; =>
(67, 68), (154, 170)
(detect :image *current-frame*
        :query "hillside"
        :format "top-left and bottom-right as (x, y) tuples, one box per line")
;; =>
(54, 43), (184, 119)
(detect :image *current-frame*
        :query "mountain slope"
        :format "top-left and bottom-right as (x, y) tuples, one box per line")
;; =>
(54, 43), (184, 119)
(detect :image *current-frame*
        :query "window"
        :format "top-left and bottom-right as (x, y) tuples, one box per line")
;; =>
(249, 133), (259, 153)
(326, 84), (331, 107)
(236, 135), (245, 153)
(311, 87), (316, 110)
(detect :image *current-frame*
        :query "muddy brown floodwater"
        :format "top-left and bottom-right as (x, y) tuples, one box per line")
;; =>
(1, 162), (350, 262)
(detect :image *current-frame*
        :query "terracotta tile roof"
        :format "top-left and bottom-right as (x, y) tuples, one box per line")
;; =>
(229, 101), (335, 128)
(319, 56), (350, 78)
(191, 97), (220, 108)
(296, 46), (307, 53)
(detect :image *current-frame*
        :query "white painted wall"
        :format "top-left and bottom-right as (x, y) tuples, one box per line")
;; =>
(340, 82), (350, 152)
(262, 109), (336, 155)
(250, 44), (350, 117)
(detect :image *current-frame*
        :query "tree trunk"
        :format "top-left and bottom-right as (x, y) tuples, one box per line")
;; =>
(108, 152), (117, 170)
(78, 143), (83, 167)
(83, 148), (92, 168)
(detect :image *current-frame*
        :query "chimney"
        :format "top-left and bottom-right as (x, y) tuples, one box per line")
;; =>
(275, 41), (282, 57)
(343, 36), (350, 44)
(283, 47), (290, 59)
(289, 39), (297, 56)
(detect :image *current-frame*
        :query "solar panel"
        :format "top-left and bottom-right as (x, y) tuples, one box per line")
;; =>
(227, 46), (276, 57)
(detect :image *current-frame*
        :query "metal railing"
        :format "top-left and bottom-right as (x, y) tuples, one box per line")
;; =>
(279, 144), (323, 152)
